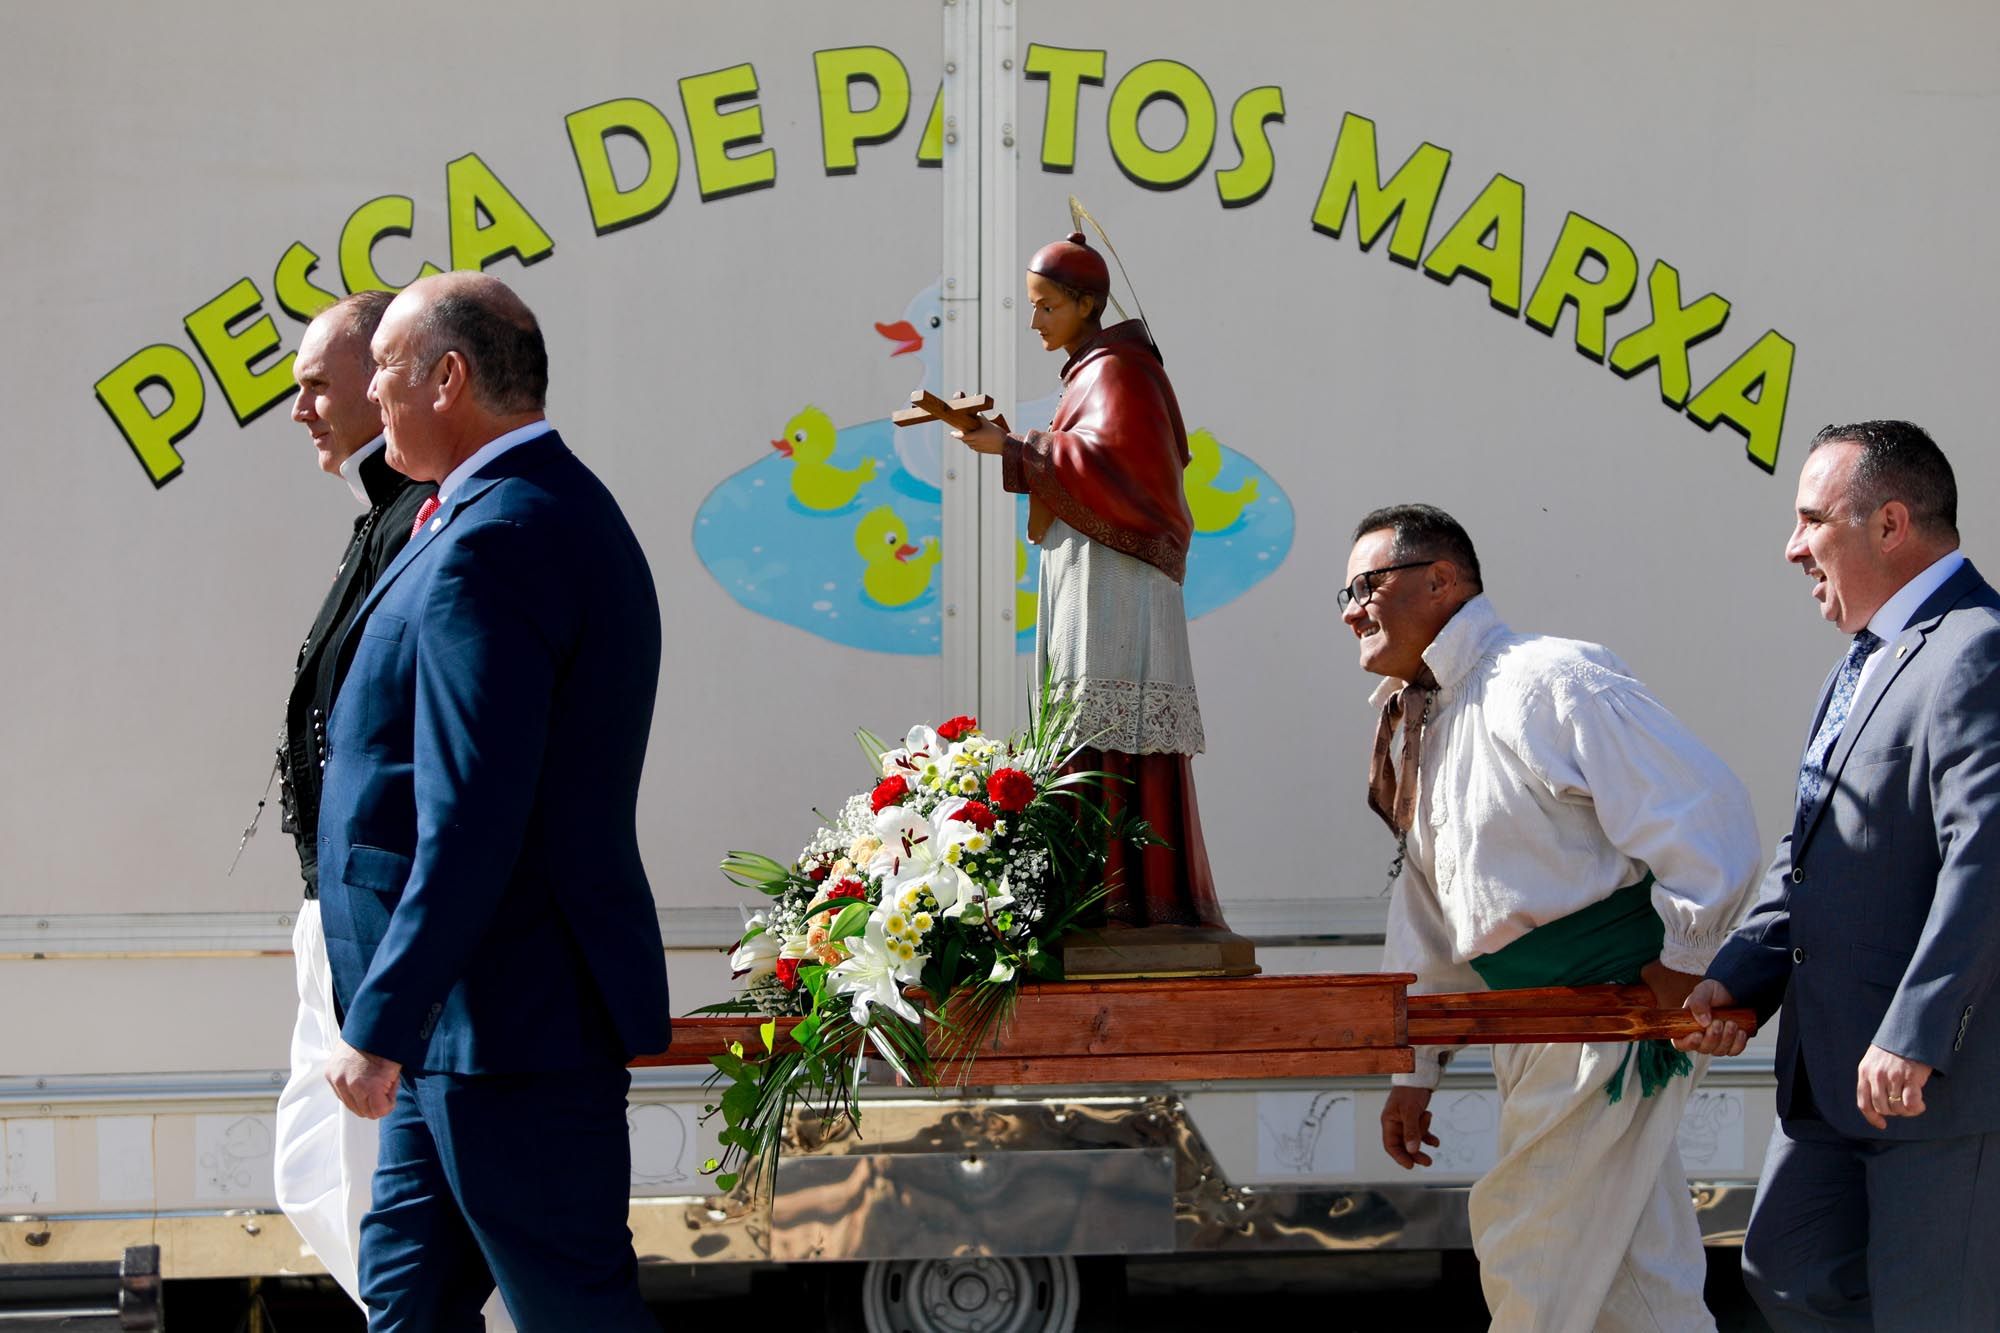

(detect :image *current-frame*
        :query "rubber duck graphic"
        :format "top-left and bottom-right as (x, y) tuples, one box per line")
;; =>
(854, 505), (940, 607)
(878, 278), (1059, 492)
(876, 280), (946, 490)
(1183, 427), (1261, 533)
(1014, 538), (1038, 631)
(772, 405), (877, 511)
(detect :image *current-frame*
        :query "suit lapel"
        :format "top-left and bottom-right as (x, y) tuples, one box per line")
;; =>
(1793, 559), (1984, 856)
(346, 432), (565, 627)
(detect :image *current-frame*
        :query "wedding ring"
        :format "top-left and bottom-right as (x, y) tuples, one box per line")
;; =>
(1887, 1093), (1903, 1103)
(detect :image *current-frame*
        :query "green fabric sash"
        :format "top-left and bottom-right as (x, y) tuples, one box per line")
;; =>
(1469, 876), (1692, 1103)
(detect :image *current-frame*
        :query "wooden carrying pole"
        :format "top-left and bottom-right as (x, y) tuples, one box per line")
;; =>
(1408, 983), (1756, 1046)
(633, 976), (1755, 1084)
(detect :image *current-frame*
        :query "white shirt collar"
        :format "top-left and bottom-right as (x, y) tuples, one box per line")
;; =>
(1866, 549), (1965, 643)
(1366, 594), (1508, 709)
(1422, 594), (1508, 694)
(336, 434), (388, 507)
(438, 419), (553, 503)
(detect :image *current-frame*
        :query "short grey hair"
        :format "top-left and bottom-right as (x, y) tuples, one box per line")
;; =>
(317, 290), (394, 367)
(406, 285), (548, 413)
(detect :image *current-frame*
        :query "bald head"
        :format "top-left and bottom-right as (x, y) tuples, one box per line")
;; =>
(367, 273), (548, 482)
(392, 272), (548, 414)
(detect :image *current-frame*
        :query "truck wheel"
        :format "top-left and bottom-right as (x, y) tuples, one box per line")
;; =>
(856, 1254), (1084, 1333)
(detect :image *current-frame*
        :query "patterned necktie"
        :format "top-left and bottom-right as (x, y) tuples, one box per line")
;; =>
(1796, 629), (1883, 813)
(409, 496), (440, 538)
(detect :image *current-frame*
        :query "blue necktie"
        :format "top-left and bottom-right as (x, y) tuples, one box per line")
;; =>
(1797, 629), (1883, 814)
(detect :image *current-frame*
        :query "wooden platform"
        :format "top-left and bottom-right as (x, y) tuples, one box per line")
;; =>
(633, 973), (1754, 1084)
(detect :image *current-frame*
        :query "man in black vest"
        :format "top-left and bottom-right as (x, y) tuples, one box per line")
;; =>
(267, 290), (445, 1317)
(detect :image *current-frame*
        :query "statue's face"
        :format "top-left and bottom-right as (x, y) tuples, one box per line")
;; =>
(1026, 272), (1094, 355)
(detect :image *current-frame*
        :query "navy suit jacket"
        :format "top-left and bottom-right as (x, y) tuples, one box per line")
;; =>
(1710, 559), (2000, 1139)
(316, 431), (670, 1074)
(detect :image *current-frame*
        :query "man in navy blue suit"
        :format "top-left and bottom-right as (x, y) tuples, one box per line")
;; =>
(317, 271), (668, 1331)
(1681, 421), (2000, 1330)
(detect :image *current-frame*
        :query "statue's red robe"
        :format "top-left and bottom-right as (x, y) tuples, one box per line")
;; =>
(1001, 320), (1225, 929)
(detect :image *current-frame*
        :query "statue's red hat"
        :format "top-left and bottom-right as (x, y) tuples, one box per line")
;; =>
(1027, 232), (1110, 297)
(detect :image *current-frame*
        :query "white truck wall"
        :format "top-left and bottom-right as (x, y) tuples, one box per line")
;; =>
(2, 0), (1995, 1050)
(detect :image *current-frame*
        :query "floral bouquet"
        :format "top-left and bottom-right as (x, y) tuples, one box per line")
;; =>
(702, 693), (1131, 1191)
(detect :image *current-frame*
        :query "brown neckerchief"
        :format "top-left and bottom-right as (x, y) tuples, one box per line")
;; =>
(1367, 669), (1440, 836)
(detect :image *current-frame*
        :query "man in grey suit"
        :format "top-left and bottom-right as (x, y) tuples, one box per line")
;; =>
(1680, 420), (2000, 1330)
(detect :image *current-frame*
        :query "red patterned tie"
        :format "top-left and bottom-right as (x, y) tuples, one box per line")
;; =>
(409, 496), (440, 538)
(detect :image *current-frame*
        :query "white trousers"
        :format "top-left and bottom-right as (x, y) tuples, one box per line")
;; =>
(273, 900), (518, 1332)
(1470, 1040), (1716, 1333)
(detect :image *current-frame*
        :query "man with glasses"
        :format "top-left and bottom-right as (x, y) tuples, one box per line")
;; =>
(1344, 504), (1760, 1332)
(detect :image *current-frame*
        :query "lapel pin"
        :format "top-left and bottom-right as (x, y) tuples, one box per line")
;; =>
(430, 517), (443, 532)
(1894, 644), (1907, 659)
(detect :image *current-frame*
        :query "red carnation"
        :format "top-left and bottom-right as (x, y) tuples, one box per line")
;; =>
(936, 715), (979, 742)
(871, 775), (910, 813)
(987, 768), (1035, 813)
(827, 876), (868, 901)
(806, 863), (829, 882)
(953, 799), (997, 831)
(775, 958), (800, 990)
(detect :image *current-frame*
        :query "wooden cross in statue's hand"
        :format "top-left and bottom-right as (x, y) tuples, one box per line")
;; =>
(891, 390), (1010, 437)
(897, 389), (1054, 538)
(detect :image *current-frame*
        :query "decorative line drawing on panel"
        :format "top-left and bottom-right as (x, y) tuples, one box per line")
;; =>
(628, 1104), (691, 1188)
(196, 1115), (274, 1200)
(1260, 1091), (1353, 1174)
(1677, 1090), (1745, 1170)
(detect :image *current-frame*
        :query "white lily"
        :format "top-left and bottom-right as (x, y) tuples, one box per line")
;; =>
(941, 875), (1014, 921)
(728, 914), (780, 980)
(867, 804), (974, 917)
(829, 925), (925, 1026)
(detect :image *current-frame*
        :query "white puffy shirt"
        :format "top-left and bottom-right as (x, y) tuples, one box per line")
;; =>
(1373, 596), (1762, 1088)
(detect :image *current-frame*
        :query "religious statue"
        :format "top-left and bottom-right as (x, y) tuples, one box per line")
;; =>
(932, 226), (1254, 977)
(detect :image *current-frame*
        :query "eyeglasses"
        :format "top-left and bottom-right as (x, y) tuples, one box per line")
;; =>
(1337, 560), (1435, 610)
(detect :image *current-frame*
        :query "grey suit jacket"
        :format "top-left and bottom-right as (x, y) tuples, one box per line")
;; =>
(1710, 558), (2000, 1140)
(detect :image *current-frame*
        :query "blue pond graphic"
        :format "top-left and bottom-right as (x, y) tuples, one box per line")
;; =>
(692, 412), (1293, 656)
